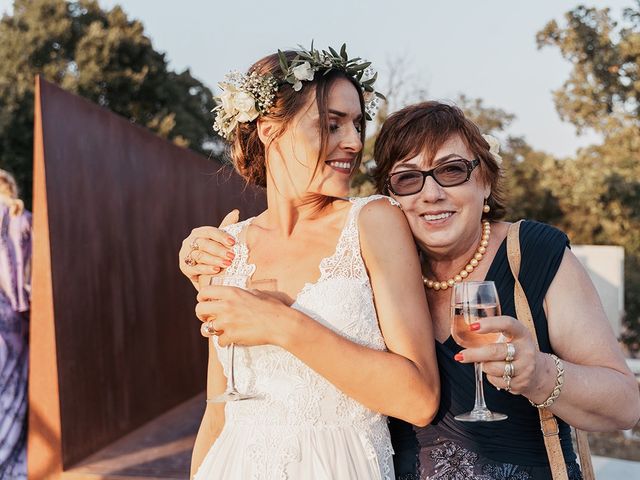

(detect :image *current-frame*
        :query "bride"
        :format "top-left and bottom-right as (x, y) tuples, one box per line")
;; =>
(189, 44), (439, 479)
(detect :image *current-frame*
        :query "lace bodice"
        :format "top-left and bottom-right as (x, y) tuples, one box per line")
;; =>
(213, 195), (399, 479)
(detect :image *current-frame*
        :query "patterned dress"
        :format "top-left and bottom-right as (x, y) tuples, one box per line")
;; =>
(0, 204), (31, 479)
(194, 196), (399, 480)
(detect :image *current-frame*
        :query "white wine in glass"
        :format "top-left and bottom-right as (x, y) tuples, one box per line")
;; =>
(451, 281), (507, 422)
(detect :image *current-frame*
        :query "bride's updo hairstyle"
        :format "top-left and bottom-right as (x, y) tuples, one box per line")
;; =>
(227, 51), (367, 188)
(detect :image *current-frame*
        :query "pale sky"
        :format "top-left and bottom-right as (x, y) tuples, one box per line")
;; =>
(1, 0), (633, 157)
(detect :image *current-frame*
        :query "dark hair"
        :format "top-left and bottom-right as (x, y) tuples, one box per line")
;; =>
(372, 101), (506, 220)
(230, 51), (367, 188)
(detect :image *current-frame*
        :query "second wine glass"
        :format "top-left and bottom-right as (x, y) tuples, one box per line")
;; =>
(451, 281), (507, 422)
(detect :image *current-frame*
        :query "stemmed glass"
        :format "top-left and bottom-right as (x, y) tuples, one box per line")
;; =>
(450, 281), (508, 422)
(204, 275), (277, 403)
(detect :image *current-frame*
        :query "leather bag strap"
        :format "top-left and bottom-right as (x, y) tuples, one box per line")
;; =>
(506, 221), (570, 480)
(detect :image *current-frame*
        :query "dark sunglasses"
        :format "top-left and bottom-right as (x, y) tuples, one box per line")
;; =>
(386, 158), (480, 196)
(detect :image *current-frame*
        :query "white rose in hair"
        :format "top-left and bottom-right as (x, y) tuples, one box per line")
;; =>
(482, 134), (503, 166)
(292, 61), (315, 82)
(219, 87), (237, 114)
(233, 92), (259, 122)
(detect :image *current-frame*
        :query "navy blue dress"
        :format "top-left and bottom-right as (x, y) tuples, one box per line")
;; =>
(390, 221), (582, 480)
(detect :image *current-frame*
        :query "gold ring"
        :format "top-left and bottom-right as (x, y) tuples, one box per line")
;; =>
(190, 237), (199, 250)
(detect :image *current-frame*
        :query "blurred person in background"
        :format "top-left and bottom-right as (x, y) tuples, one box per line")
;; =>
(0, 169), (31, 479)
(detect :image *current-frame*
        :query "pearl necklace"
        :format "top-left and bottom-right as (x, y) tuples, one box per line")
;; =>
(422, 221), (491, 291)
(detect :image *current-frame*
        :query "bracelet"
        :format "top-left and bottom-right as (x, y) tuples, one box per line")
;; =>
(530, 354), (564, 409)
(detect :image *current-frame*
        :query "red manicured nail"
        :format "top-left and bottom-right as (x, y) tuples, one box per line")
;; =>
(470, 322), (481, 331)
(226, 237), (235, 246)
(226, 251), (235, 260)
(223, 259), (232, 266)
(454, 353), (464, 361)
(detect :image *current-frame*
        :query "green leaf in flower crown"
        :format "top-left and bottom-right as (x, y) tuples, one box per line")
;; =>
(328, 46), (340, 58)
(362, 72), (378, 85)
(278, 50), (289, 75)
(375, 92), (387, 100)
(351, 62), (372, 72)
(340, 43), (348, 60)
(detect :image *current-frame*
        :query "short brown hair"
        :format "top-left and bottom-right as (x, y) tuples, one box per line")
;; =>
(372, 101), (506, 220)
(229, 51), (366, 188)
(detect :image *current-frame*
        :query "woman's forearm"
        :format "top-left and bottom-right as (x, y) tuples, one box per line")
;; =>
(532, 354), (639, 431)
(190, 408), (223, 477)
(278, 310), (440, 426)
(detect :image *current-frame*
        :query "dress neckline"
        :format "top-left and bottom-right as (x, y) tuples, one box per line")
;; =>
(236, 198), (358, 306)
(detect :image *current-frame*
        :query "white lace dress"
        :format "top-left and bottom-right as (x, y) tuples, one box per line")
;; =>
(194, 196), (397, 480)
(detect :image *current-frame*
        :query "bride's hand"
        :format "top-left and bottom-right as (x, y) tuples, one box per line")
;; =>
(195, 285), (294, 348)
(178, 210), (240, 289)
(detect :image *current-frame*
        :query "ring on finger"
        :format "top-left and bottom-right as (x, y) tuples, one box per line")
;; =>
(504, 361), (515, 378)
(505, 342), (516, 362)
(503, 374), (512, 392)
(184, 253), (197, 267)
(200, 320), (220, 338)
(190, 237), (200, 250)
(200, 321), (213, 337)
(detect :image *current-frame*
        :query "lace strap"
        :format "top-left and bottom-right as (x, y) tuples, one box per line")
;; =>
(348, 195), (400, 218)
(320, 195), (401, 280)
(220, 217), (255, 238)
(219, 217), (256, 278)
(352, 194), (399, 248)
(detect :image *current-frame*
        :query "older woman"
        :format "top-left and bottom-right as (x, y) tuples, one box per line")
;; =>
(180, 101), (639, 479)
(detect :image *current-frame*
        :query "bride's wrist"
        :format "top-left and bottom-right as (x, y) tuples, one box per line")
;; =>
(274, 309), (309, 350)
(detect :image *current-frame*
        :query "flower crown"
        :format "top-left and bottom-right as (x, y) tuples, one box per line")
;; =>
(213, 43), (385, 141)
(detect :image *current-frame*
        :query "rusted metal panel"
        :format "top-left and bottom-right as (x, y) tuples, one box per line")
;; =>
(28, 77), (264, 477)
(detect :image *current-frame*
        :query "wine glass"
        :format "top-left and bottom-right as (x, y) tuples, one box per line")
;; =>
(451, 281), (508, 422)
(204, 275), (277, 403)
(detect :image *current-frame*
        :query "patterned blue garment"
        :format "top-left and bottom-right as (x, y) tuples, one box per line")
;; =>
(0, 204), (31, 479)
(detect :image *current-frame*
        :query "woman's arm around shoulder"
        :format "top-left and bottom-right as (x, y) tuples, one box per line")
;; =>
(358, 197), (440, 423)
(277, 198), (440, 425)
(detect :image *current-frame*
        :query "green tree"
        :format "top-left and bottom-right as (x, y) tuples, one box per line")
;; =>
(0, 0), (217, 203)
(536, 2), (640, 134)
(537, 2), (640, 353)
(456, 94), (565, 224)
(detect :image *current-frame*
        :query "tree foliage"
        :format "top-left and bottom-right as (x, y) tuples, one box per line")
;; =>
(0, 0), (217, 203)
(353, 0), (640, 353)
(537, 2), (640, 353)
(536, 2), (640, 134)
